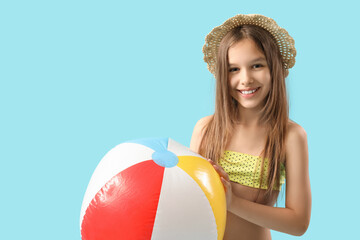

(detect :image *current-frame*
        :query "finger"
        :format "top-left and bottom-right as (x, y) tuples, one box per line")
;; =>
(207, 159), (220, 169)
(220, 177), (227, 192)
(218, 165), (230, 181)
(213, 165), (230, 181)
(220, 177), (231, 192)
(206, 159), (231, 181)
(207, 159), (217, 170)
(221, 176), (230, 185)
(213, 164), (223, 174)
(207, 159), (222, 171)
(207, 159), (215, 164)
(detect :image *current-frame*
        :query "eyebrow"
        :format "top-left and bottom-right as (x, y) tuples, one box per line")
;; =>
(228, 57), (267, 66)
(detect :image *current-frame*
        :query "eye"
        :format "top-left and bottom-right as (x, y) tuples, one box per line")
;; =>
(252, 64), (263, 69)
(229, 67), (239, 72)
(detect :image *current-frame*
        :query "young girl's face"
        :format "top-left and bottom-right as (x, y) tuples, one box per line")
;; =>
(227, 38), (271, 111)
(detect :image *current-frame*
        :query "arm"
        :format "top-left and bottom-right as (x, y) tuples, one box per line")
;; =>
(190, 115), (212, 153)
(214, 123), (312, 236)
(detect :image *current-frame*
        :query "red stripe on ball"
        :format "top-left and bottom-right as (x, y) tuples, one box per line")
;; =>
(81, 160), (165, 240)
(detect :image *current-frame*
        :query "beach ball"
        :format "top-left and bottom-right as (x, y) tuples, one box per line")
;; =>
(80, 138), (226, 240)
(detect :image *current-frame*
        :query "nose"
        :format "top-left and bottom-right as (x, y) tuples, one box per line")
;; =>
(239, 69), (254, 86)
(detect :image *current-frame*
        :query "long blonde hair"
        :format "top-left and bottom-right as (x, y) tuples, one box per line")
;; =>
(198, 25), (289, 197)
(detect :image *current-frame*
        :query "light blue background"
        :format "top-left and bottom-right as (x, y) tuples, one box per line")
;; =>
(1, 0), (359, 239)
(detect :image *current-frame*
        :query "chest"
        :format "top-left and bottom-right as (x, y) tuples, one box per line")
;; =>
(226, 125), (267, 156)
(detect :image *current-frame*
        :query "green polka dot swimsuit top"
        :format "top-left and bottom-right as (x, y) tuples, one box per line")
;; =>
(218, 150), (286, 190)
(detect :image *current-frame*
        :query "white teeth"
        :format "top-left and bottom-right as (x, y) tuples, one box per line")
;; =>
(241, 88), (258, 94)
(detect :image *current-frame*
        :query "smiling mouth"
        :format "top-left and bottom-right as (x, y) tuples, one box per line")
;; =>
(239, 87), (260, 95)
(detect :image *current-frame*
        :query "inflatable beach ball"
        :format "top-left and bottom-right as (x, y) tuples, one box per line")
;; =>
(80, 138), (226, 240)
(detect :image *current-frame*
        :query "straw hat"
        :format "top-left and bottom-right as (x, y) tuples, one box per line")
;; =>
(203, 14), (296, 74)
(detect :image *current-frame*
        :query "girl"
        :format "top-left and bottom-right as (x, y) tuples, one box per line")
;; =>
(190, 14), (311, 239)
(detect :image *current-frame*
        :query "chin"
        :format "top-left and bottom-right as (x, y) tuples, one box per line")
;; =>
(239, 103), (261, 109)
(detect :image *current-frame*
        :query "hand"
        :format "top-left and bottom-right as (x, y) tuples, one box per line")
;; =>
(208, 159), (232, 209)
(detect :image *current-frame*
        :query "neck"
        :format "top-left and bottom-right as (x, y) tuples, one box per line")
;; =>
(236, 105), (263, 127)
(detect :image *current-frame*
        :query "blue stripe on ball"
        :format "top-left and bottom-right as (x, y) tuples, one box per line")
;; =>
(152, 150), (179, 168)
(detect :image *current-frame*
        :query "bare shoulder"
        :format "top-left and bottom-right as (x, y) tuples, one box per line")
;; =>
(189, 115), (213, 153)
(286, 120), (307, 145)
(196, 115), (213, 129)
(285, 120), (308, 164)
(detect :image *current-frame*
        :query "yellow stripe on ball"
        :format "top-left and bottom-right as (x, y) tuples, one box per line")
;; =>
(177, 156), (226, 240)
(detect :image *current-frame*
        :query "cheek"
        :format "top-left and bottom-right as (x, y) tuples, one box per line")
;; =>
(227, 80), (238, 99)
(263, 72), (272, 90)
(227, 77), (236, 93)
(228, 76), (236, 87)
(263, 81), (271, 94)
(265, 82), (272, 97)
